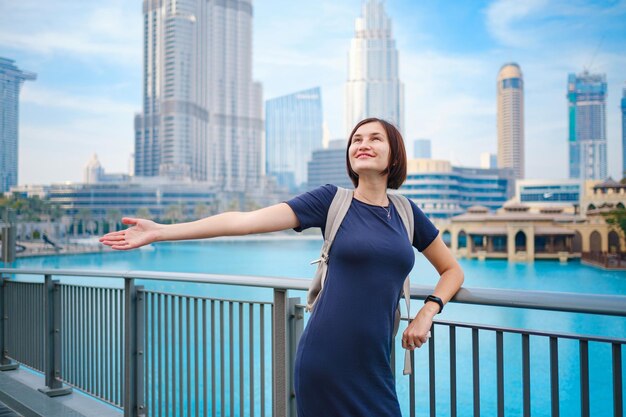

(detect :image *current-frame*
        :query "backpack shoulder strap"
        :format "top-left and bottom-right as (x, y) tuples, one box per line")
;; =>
(306, 187), (353, 311)
(388, 194), (414, 238)
(388, 193), (415, 375)
(324, 187), (353, 243)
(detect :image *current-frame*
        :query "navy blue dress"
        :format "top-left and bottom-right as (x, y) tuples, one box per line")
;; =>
(286, 184), (439, 417)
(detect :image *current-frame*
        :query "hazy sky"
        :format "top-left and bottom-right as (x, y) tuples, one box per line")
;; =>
(1, 0), (625, 185)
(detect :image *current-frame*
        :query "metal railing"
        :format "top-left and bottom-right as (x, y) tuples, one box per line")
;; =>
(0, 267), (624, 417)
(582, 251), (626, 269)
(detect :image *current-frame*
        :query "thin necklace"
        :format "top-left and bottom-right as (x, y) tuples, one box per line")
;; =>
(355, 190), (391, 220)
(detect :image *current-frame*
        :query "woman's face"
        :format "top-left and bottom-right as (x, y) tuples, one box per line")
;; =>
(348, 121), (391, 178)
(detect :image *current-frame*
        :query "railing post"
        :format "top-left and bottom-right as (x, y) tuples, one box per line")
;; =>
(124, 279), (146, 417)
(288, 297), (303, 417)
(38, 274), (72, 396)
(0, 276), (18, 371)
(273, 289), (288, 417)
(137, 286), (146, 416)
(1, 209), (16, 263)
(613, 343), (623, 417)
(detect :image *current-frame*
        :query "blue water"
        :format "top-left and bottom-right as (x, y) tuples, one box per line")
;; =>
(5, 239), (626, 417)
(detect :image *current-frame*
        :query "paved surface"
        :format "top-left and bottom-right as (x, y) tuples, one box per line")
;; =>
(0, 366), (121, 417)
(0, 400), (20, 417)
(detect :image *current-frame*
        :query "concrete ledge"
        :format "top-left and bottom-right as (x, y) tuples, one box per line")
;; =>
(0, 367), (121, 417)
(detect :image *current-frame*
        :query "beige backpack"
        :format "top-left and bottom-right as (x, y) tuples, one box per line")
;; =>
(306, 187), (415, 375)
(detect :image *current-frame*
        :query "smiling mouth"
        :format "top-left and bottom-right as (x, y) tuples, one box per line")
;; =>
(356, 154), (375, 159)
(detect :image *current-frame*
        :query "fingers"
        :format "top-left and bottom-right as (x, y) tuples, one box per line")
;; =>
(112, 243), (133, 250)
(99, 230), (126, 241)
(122, 217), (138, 225)
(100, 234), (128, 248)
(100, 234), (126, 243)
(402, 330), (432, 350)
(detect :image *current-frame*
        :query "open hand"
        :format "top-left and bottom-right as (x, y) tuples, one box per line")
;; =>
(99, 217), (161, 250)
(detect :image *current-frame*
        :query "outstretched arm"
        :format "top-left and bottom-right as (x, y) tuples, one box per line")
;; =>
(100, 203), (299, 250)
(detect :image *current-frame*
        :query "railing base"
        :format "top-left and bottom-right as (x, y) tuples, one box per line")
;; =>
(38, 386), (72, 397)
(0, 363), (18, 372)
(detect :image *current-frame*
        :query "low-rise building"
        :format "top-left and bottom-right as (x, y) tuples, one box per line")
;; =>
(443, 201), (624, 265)
(398, 159), (514, 219)
(516, 179), (582, 213)
(307, 139), (352, 190)
(582, 178), (626, 214)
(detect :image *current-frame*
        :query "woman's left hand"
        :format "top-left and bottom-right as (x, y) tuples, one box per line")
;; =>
(401, 304), (437, 350)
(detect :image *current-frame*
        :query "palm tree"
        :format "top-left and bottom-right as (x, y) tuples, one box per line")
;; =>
(136, 207), (152, 220)
(194, 203), (209, 219)
(209, 198), (221, 215)
(105, 209), (122, 233)
(47, 203), (64, 222)
(227, 200), (240, 211)
(76, 208), (92, 236)
(245, 199), (260, 211)
(164, 204), (184, 224)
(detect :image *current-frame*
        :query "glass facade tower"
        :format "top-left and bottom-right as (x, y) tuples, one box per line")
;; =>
(265, 87), (323, 190)
(0, 58), (36, 193)
(567, 71), (607, 180)
(413, 139), (431, 159)
(345, 0), (404, 134)
(135, 0), (263, 191)
(497, 63), (524, 180)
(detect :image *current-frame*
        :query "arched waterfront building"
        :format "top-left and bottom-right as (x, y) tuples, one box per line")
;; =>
(497, 63), (524, 180)
(446, 202), (625, 268)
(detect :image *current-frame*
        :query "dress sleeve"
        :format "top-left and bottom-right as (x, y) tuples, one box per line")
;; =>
(408, 199), (439, 252)
(284, 184), (338, 232)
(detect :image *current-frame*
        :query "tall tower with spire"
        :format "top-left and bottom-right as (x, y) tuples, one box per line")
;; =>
(497, 63), (525, 180)
(345, 0), (404, 135)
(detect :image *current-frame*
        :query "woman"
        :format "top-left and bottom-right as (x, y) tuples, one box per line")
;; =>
(100, 117), (464, 416)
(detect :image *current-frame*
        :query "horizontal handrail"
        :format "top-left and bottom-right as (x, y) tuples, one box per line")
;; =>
(429, 318), (626, 344)
(1, 267), (625, 317)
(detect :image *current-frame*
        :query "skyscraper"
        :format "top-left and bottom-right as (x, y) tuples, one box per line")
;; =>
(480, 152), (497, 169)
(135, 0), (263, 191)
(567, 71), (607, 180)
(0, 58), (36, 193)
(308, 139), (353, 190)
(497, 63), (524, 180)
(265, 87), (323, 190)
(621, 85), (626, 179)
(413, 139), (431, 159)
(345, 0), (404, 134)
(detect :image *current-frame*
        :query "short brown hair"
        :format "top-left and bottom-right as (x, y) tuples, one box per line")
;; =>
(346, 118), (407, 189)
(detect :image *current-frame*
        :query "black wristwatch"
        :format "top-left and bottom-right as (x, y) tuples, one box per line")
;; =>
(424, 294), (444, 314)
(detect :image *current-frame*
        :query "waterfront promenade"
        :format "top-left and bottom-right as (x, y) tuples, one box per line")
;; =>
(0, 265), (623, 415)
(0, 240), (625, 416)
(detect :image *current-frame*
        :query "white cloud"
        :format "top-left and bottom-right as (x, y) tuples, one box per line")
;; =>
(485, 0), (626, 50)
(0, 0), (141, 66)
(486, 0), (549, 47)
(21, 86), (138, 116)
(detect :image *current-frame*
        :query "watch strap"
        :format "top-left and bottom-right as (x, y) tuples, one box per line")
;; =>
(424, 294), (444, 314)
